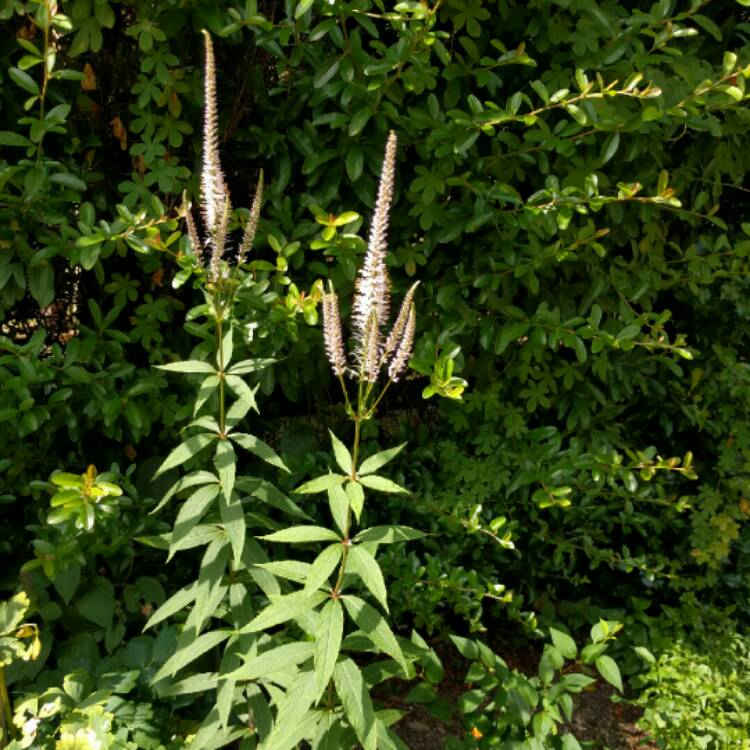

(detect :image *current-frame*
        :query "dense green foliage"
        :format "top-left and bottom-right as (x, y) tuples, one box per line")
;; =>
(1, 0), (750, 747)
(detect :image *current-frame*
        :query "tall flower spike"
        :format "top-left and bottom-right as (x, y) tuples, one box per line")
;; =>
(209, 196), (230, 281)
(183, 198), (203, 264)
(200, 31), (230, 250)
(382, 281), (419, 364)
(351, 131), (397, 340)
(361, 310), (381, 384)
(237, 170), (264, 266)
(387, 303), (416, 382)
(322, 284), (347, 377)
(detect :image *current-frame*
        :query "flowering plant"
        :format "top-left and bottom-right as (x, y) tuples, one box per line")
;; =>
(144, 32), (426, 750)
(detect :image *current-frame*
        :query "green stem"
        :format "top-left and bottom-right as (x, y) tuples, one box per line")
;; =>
(216, 311), (226, 436)
(332, 404), (364, 596)
(0, 666), (13, 748)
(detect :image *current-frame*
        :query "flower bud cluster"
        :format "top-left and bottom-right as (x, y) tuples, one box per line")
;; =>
(323, 132), (418, 385)
(184, 32), (263, 281)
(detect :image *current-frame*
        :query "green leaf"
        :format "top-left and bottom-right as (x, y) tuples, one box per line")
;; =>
(227, 641), (314, 681)
(75, 576), (115, 629)
(343, 595), (407, 671)
(496, 321), (530, 354)
(295, 0), (315, 19)
(328, 484), (349, 537)
(260, 526), (341, 543)
(634, 646), (656, 664)
(259, 693), (320, 750)
(564, 103), (587, 124)
(693, 13), (722, 41)
(155, 433), (216, 477)
(346, 481), (364, 521)
(0, 131), (33, 147)
(153, 629), (231, 681)
(348, 106), (372, 137)
(214, 440), (236, 501)
(329, 430), (353, 475)
(151, 470), (218, 515)
(253, 560), (311, 583)
(241, 590), (327, 633)
(9, 66), (39, 95)
(347, 545), (388, 612)
(145, 582), (197, 630)
(157, 360), (217, 374)
(169, 484), (221, 558)
(48, 172), (86, 191)
(449, 635), (478, 660)
(53, 564), (81, 604)
(334, 658), (377, 750)
(231, 432), (288, 472)
(600, 132), (620, 164)
(358, 475), (409, 495)
(358, 444), (405, 475)
(595, 654), (622, 692)
(225, 375), (259, 416)
(226, 357), (275, 375)
(314, 57), (340, 88)
(305, 544), (343, 593)
(28, 264), (54, 307)
(549, 627), (577, 659)
(219, 490), (245, 569)
(160, 673), (218, 697)
(354, 526), (424, 544)
(295, 472), (348, 494)
(315, 599), (344, 699)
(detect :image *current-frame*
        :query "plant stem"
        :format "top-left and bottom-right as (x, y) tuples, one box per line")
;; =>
(0, 666), (13, 748)
(216, 311), (226, 436)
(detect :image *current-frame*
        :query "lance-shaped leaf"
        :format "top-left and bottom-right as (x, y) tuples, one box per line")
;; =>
(253, 560), (311, 584)
(219, 490), (245, 568)
(346, 481), (364, 521)
(295, 472), (348, 494)
(347, 545), (389, 612)
(155, 433), (216, 477)
(153, 628), (231, 681)
(214, 440), (236, 500)
(334, 658), (378, 750)
(260, 526), (341, 544)
(227, 357), (275, 375)
(258, 685), (321, 750)
(160, 672), (218, 697)
(358, 474), (409, 495)
(328, 484), (349, 536)
(225, 375), (258, 415)
(314, 599), (343, 700)
(354, 526), (424, 544)
(342, 595), (407, 671)
(241, 590), (328, 634)
(329, 430), (353, 475)
(145, 581), (198, 630)
(304, 544), (343, 593)
(192, 539), (230, 633)
(169, 484), (221, 559)
(358, 444), (405, 476)
(193, 374), (221, 416)
(151, 470), (219, 515)
(156, 360), (217, 374)
(227, 641), (314, 681)
(238, 478), (311, 520)
(232, 432), (288, 472)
